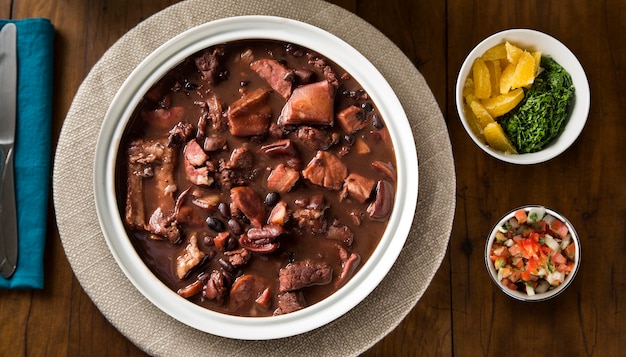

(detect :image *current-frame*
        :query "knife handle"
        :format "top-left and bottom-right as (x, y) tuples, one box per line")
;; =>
(0, 144), (18, 278)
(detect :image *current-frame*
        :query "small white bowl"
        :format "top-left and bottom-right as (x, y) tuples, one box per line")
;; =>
(485, 205), (581, 302)
(93, 16), (418, 340)
(455, 29), (590, 164)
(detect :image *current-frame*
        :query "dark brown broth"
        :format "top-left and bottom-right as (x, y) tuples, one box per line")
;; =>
(116, 40), (396, 317)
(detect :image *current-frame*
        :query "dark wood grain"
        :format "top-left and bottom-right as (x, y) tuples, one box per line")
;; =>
(0, 0), (624, 356)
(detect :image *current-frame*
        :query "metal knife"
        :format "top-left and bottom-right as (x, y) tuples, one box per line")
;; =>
(0, 23), (18, 279)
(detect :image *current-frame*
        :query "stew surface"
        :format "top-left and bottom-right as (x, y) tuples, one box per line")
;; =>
(117, 39), (397, 317)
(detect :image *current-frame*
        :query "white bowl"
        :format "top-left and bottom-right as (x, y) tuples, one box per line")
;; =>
(93, 16), (418, 340)
(455, 29), (590, 164)
(485, 205), (581, 301)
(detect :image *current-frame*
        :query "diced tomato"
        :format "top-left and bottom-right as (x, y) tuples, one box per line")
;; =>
(514, 209), (528, 224)
(509, 269), (521, 283)
(492, 246), (510, 258)
(534, 220), (547, 233)
(502, 278), (518, 290)
(549, 219), (569, 238)
(528, 232), (540, 243)
(565, 243), (576, 259)
(521, 270), (532, 281)
(509, 243), (522, 257)
(556, 263), (572, 273)
(551, 251), (567, 265)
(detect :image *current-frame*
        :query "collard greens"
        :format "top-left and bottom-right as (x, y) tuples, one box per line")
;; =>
(500, 57), (575, 153)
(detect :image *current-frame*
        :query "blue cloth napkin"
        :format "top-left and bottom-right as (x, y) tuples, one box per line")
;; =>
(0, 18), (54, 289)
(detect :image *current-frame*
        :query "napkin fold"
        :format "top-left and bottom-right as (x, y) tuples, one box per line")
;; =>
(0, 18), (54, 289)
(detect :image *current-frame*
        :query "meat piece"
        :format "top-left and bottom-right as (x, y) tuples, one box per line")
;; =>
(293, 68), (315, 85)
(239, 224), (285, 254)
(195, 47), (225, 85)
(278, 81), (334, 126)
(227, 88), (272, 137)
(224, 248), (251, 267)
(183, 140), (213, 187)
(308, 55), (340, 88)
(250, 58), (294, 99)
(293, 195), (328, 234)
(267, 200), (289, 225)
(202, 135), (227, 152)
(341, 173), (375, 203)
(336, 105), (366, 133)
(125, 139), (178, 238)
(177, 279), (204, 298)
(184, 139), (208, 167)
(167, 121), (194, 147)
(204, 270), (227, 303)
(296, 126), (334, 151)
(146, 207), (181, 243)
(255, 287), (272, 310)
(197, 94), (225, 136)
(335, 246), (361, 288)
(141, 107), (186, 130)
(273, 292), (306, 315)
(257, 139), (303, 170)
(230, 186), (265, 228)
(226, 147), (254, 171)
(229, 274), (268, 312)
(267, 164), (299, 193)
(176, 234), (205, 279)
(302, 151), (348, 191)
(372, 160), (396, 182)
(367, 180), (395, 220)
(174, 186), (204, 227)
(278, 260), (333, 292)
(326, 221), (354, 246)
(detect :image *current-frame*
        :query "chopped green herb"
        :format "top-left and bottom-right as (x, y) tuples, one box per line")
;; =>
(500, 56), (575, 153)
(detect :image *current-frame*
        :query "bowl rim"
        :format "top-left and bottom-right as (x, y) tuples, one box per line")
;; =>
(484, 205), (581, 302)
(455, 28), (591, 164)
(93, 15), (418, 340)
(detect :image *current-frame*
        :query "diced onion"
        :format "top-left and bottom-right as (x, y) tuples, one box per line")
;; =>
(544, 234), (561, 252)
(504, 239), (514, 247)
(526, 284), (535, 296)
(546, 271), (564, 286)
(560, 234), (572, 250)
(527, 207), (546, 223)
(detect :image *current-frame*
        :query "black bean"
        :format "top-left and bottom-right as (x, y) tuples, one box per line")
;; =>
(218, 202), (230, 219)
(372, 114), (384, 129)
(206, 216), (225, 232)
(265, 192), (281, 206)
(240, 80), (249, 87)
(225, 236), (238, 251)
(344, 134), (355, 146)
(184, 81), (198, 90)
(361, 102), (374, 112)
(219, 258), (235, 273)
(203, 235), (213, 246)
(228, 218), (243, 235)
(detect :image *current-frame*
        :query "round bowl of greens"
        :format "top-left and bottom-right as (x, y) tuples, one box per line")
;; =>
(456, 29), (590, 164)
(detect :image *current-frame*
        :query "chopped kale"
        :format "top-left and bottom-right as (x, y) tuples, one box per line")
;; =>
(500, 57), (575, 153)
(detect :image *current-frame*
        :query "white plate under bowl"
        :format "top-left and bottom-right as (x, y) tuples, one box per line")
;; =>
(93, 16), (418, 340)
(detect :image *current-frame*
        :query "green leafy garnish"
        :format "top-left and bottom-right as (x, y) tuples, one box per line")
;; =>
(500, 57), (575, 153)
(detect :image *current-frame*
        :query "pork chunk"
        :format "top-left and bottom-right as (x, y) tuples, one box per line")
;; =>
(278, 81), (334, 126)
(278, 260), (333, 292)
(302, 150), (348, 190)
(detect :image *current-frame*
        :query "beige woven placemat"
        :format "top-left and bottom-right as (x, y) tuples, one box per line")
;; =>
(52, 0), (455, 355)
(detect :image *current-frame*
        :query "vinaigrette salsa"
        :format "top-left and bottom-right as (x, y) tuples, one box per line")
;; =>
(489, 207), (576, 296)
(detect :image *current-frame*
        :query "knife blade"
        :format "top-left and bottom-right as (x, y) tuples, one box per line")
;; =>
(0, 23), (18, 279)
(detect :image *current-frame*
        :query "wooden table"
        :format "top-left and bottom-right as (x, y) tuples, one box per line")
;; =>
(0, 0), (622, 355)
